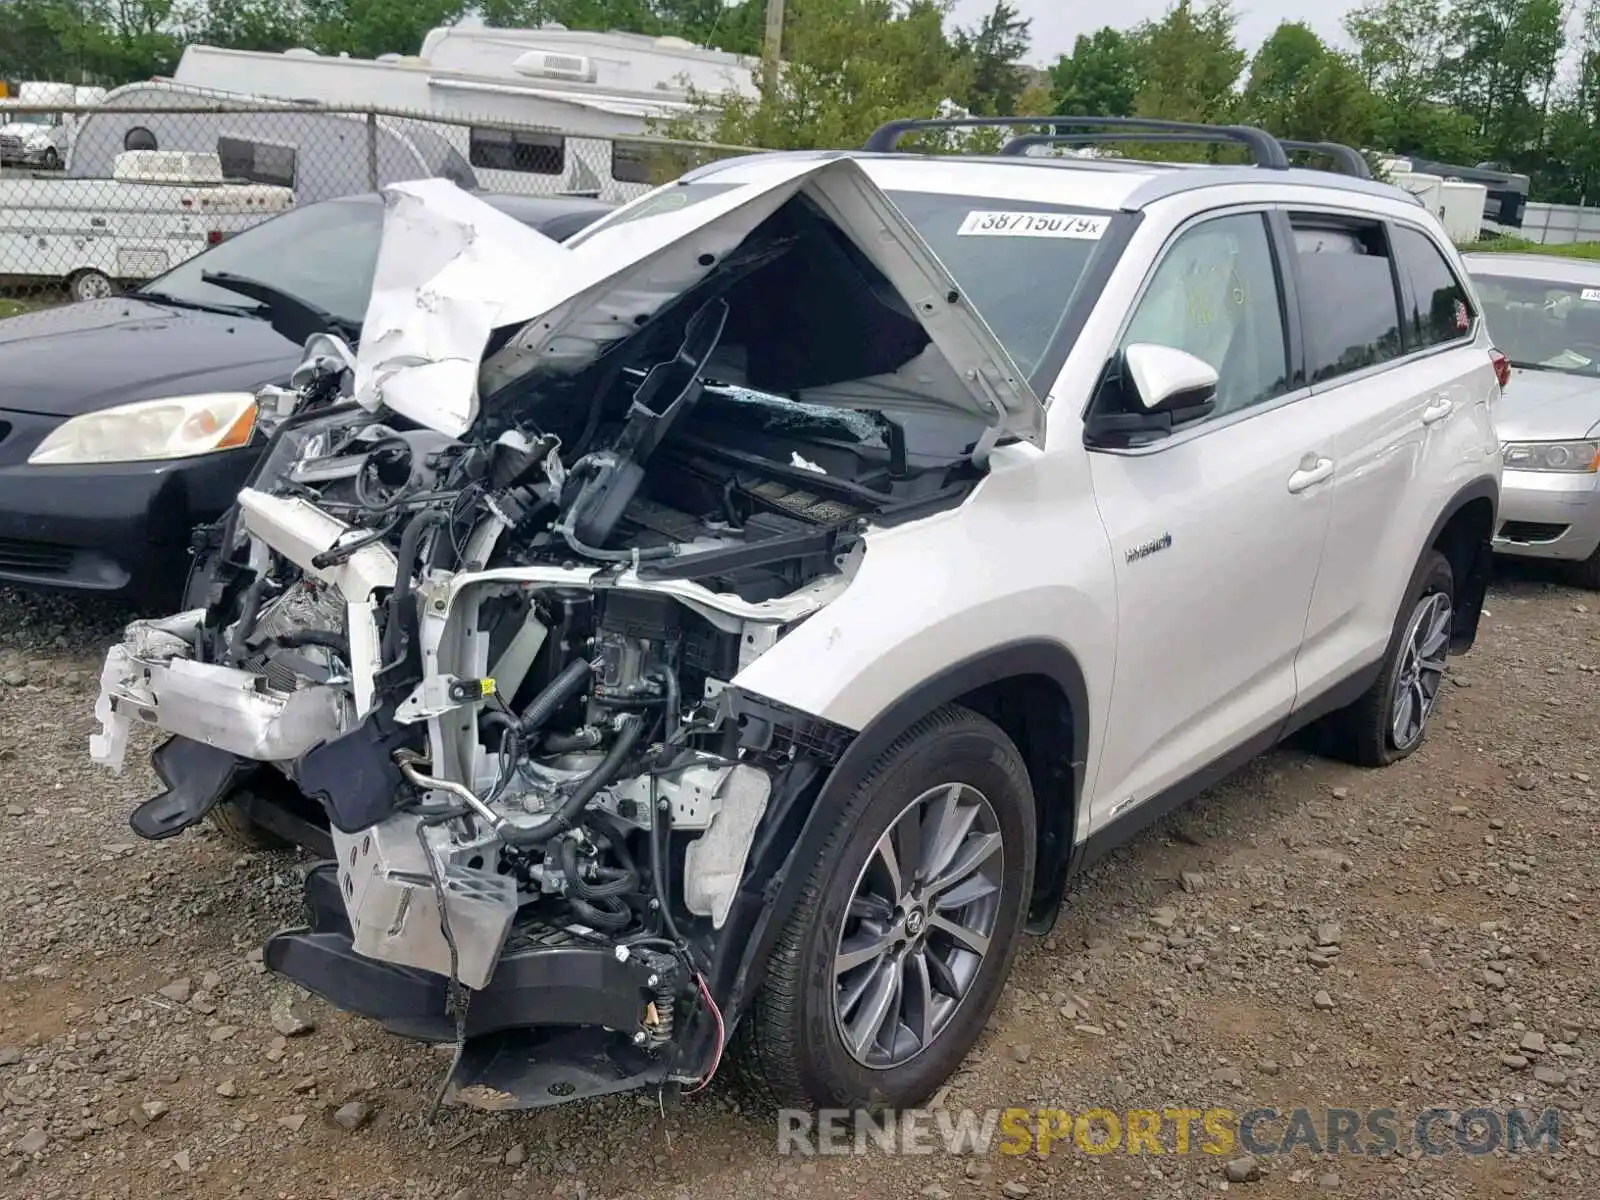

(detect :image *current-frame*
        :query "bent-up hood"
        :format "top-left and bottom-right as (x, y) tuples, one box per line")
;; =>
(352, 163), (1045, 448)
(1498, 369), (1600, 442)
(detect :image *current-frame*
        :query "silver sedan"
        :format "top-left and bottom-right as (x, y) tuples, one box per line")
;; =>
(1465, 251), (1600, 588)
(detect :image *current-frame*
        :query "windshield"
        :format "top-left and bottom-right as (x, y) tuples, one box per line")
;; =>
(574, 179), (1112, 384)
(1474, 273), (1600, 375)
(886, 190), (1111, 381)
(4, 112), (55, 127)
(138, 198), (386, 325)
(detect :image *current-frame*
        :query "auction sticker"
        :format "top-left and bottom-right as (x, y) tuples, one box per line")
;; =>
(1581, 287), (1600, 303)
(957, 211), (1110, 239)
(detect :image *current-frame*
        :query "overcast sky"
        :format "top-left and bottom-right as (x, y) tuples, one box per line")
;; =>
(947, 0), (1356, 66)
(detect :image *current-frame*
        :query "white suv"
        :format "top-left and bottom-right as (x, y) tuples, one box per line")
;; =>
(89, 118), (1503, 1116)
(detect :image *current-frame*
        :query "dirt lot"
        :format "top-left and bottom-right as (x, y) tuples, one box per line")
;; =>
(0, 567), (1596, 1200)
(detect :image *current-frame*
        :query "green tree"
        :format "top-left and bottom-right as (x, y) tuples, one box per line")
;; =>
(1435, 0), (1564, 160)
(1241, 22), (1379, 149)
(1344, 0), (1484, 162)
(682, 0), (972, 151)
(303, 0), (467, 58)
(1047, 27), (1139, 117)
(196, 0), (308, 52)
(951, 0), (1030, 116)
(1130, 0), (1246, 158)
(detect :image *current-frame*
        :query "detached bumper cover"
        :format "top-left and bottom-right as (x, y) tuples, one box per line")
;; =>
(90, 615), (349, 773)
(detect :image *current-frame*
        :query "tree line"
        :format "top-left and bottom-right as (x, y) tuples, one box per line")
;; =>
(4, 0), (1599, 202)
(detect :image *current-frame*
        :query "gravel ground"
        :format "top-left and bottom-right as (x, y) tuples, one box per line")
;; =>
(1, 567), (1596, 1200)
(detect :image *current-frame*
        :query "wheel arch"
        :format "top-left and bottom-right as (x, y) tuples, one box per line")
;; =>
(1423, 476), (1498, 653)
(718, 641), (1090, 1018)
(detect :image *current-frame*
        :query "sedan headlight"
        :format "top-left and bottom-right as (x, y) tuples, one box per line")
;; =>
(1501, 440), (1600, 473)
(28, 393), (258, 465)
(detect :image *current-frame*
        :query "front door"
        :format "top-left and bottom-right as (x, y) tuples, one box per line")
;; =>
(1086, 209), (1339, 828)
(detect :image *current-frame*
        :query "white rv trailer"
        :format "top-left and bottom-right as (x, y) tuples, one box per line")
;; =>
(66, 80), (478, 205)
(171, 24), (758, 201)
(0, 150), (293, 300)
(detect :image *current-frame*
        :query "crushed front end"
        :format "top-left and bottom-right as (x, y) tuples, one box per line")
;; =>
(87, 165), (1030, 1109)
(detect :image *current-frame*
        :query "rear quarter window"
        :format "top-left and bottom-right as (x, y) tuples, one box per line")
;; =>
(1391, 224), (1474, 349)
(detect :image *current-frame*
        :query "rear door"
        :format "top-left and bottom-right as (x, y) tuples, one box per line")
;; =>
(1292, 214), (1493, 703)
(1085, 208), (1341, 826)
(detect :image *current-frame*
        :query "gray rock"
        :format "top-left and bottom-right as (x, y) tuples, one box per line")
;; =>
(332, 1100), (372, 1131)
(1000, 1183), (1031, 1199)
(1521, 1031), (1548, 1054)
(920, 1187), (952, 1200)
(1181, 871), (1205, 893)
(1224, 1156), (1262, 1183)
(1010, 1043), (1033, 1064)
(208, 1025), (238, 1043)
(1313, 990), (1336, 1010)
(1316, 922), (1342, 947)
(173, 1149), (192, 1173)
(269, 994), (316, 1037)
(505, 1143), (526, 1167)
(157, 978), (192, 1003)
(216, 1080), (239, 1098)
(1533, 1065), (1569, 1087)
(1318, 1171), (1341, 1189)
(2, 670), (26, 687)
(0, 1047), (22, 1067)
(1501, 1054), (1529, 1070)
(15, 1129), (47, 1155)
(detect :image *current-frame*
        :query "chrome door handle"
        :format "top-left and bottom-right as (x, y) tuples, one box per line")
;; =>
(1422, 395), (1455, 425)
(1287, 456), (1335, 494)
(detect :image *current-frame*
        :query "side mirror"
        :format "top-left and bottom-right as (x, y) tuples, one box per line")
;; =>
(1083, 344), (1219, 449)
(1124, 343), (1219, 414)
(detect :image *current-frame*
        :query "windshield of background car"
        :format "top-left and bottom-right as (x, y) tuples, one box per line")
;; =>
(137, 198), (386, 326)
(1474, 272), (1600, 375)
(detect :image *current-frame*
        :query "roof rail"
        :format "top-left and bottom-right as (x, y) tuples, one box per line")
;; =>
(863, 115), (1290, 169)
(996, 132), (1371, 180)
(1277, 140), (1372, 179)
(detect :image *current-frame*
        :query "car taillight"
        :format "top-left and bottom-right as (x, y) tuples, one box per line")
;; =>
(207, 230), (224, 245)
(1490, 349), (1511, 389)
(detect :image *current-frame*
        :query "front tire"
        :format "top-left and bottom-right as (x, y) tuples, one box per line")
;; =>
(68, 269), (114, 303)
(735, 705), (1035, 1111)
(1327, 550), (1455, 767)
(1571, 545), (1600, 591)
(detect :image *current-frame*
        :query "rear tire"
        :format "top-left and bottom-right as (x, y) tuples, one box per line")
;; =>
(734, 705), (1035, 1111)
(1325, 550), (1455, 767)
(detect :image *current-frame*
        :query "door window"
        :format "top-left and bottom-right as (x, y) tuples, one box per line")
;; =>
(1121, 212), (1290, 418)
(1289, 218), (1405, 383)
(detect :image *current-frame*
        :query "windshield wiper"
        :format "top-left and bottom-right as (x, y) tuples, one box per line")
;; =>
(199, 270), (359, 346)
(136, 289), (262, 318)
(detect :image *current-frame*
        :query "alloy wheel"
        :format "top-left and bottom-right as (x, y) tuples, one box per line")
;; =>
(1391, 590), (1452, 751)
(832, 782), (1005, 1069)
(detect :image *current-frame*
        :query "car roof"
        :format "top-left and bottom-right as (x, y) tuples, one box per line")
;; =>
(1461, 251), (1600, 284)
(683, 149), (1419, 214)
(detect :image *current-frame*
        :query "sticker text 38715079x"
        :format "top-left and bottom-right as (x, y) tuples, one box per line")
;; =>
(957, 211), (1111, 239)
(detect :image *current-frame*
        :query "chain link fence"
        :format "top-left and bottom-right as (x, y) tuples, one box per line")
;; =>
(0, 96), (755, 311)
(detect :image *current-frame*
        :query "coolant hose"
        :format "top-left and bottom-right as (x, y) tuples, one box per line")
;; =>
(503, 713), (645, 846)
(380, 508), (451, 665)
(225, 576), (270, 665)
(518, 657), (593, 732)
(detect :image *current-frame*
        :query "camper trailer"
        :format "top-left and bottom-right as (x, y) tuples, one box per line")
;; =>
(67, 80), (478, 205)
(0, 149), (293, 299)
(170, 25), (757, 201)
